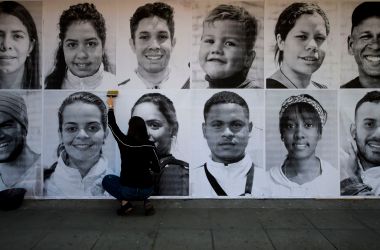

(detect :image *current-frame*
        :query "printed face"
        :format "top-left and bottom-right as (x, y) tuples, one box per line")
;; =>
(282, 111), (321, 160)
(349, 17), (380, 79)
(63, 21), (103, 78)
(60, 102), (106, 164)
(132, 102), (173, 156)
(199, 20), (253, 79)
(130, 16), (175, 75)
(202, 103), (252, 164)
(352, 102), (380, 167)
(278, 13), (327, 77)
(0, 112), (25, 162)
(0, 14), (34, 75)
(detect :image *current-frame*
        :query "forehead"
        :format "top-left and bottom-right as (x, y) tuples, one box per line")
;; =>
(132, 102), (166, 121)
(283, 109), (318, 122)
(203, 20), (245, 38)
(62, 102), (102, 122)
(136, 16), (170, 33)
(356, 102), (380, 120)
(291, 13), (326, 33)
(206, 103), (248, 122)
(0, 13), (27, 32)
(65, 21), (99, 39)
(352, 16), (380, 34)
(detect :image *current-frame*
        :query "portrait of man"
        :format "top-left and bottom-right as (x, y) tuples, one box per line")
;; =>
(0, 91), (41, 197)
(191, 90), (266, 197)
(120, 2), (189, 89)
(341, 2), (380, 88)
(341, 91), (380, 196)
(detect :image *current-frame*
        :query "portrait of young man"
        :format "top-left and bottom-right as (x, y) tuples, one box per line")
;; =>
(341, 91), (380, 196)
(341, 2), (380, 88)
(191, 90), (267, 197)
(118, 1), (190, 89)
(0, 91), (41, 197)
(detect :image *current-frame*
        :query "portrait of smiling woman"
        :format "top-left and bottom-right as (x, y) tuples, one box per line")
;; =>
(266, 91), (339, 198)
(44, 2), (116, 90)
(266, 2), (331, 89)
(44, 92), (113, 197)
(0, 1), (40, 89)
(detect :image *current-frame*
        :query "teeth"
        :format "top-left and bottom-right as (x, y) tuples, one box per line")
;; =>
(146, 55), (162, 60)
(294, 144), (307, 149)
(302, 57), (317, 61)
(369, 143), (380, 148)
(0, 142), (9, 148)
(365, 56), (380, 62)
(74, 145), (90, 149)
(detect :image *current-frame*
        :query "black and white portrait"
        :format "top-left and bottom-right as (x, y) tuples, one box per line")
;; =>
(43, 1), (117, 90)
(0, 90), (42, 197)
(266, 90), (339, 198)
(264, 0), (339, 89)
(340, 1), (380, 88)
(192, 0), (264, 89)
(189, 89), (266, 197)
(0, 1), (42, 89)
(340, 90), (380, 196)
(42, 91), (117, 198)
(113, 89), (191, 196)
(116, 1), (191, 89)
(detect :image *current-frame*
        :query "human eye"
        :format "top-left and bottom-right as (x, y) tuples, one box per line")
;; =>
(285, 122), (295, 130)
(65, 41), (78, 49)
(315, 35), (326, 43)
(359, 33), (372, 40)
(86, 40), (99, 48)
(0, 121), (16, 129)
(230, 121), (244, 131)
(138, 33), (150, 41)
(363, 120), (375, 128)
(87, 123), (101, 132)
(210, 121), (223, 130)
(158, 33), (169, 41)
(146, 121), (162, 130)
(304, 122), (314, 129)
(13, 32), (25, 40)
(202, 37), (214, 44)
(296, 34), (308, 40)
(225, 40), (236, 47)
(64, 125), (78, 133)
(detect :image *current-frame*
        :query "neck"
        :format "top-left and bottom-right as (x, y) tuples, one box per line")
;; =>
(0, 65), (25, 89)
(136, 66), (169, 86)
(206, 69), (248, 88)
(283, 155), (321, 184)
(68, 154), (100, 178)
(358, 71), (380, 88)
(213, 153), (245, 165)
(280, 64), (311, 88)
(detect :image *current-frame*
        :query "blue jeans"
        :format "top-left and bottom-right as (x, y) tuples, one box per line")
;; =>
(102, 175), (153, 201)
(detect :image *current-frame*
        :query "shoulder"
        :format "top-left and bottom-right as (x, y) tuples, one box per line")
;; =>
(266, 78), (287, 88)
(160, 155), (189, 170)
(238, 78), (262, 89)
(341, 77), (363, 88)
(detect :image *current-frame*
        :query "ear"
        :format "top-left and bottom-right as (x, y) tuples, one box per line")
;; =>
(244, 49), (255, 68)
(202, 122), (207, 139)
(129, 38), (136, 53)
(276, 34), (285, 51)
(347, 35), (354, 56)
(350, 123), (357, 140)
(28, 39), (35, 55)
(248, 122), (253, 133)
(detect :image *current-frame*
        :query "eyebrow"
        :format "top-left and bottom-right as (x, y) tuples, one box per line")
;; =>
(64, 37), (99, 42)
(0, 119), (15, 125)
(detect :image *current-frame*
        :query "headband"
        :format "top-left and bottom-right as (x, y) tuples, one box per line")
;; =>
(279, 94), (327, 126)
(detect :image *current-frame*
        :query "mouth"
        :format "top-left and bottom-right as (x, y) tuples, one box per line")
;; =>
(145, 54), (163, 60)
(207, 58), (226, 64)
(0, 56), (16, 60)
(368, 141), (380, 149)
(73, 63), (91, 69)
(300, 56), (318, 62)
(219, 142), (235, 147)
(364, 55), (380, 63)
(293, 143), (308, 150)
(0, 142), (10, 149)
(73, 144), (93, 150)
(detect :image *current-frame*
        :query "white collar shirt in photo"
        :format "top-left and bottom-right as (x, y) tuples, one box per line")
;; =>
(0, 155), (41, 197)
(62, 63), (117, 90)
(359, 165), (380, 196)
(44, 155), (110, 197)
(269, 158), (339, 198)
(191, 154), (267, 197)
(120, 66), (189, 89)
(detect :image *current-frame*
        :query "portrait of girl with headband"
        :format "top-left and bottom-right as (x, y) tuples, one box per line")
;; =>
(267, 94), (339, 197)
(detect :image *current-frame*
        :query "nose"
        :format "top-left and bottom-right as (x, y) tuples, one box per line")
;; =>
(76, 128), (90, 138)
(148, 38), (160, 50)
(373, 126), (380, 137)
(222, 126), (234, 138)
(294, 126), (305, 139)
(368, 36), (380, 49)
(0, 34), (12, 51)
(305, 39), (318, 51)
(76, 44), (89, 58)
(210, 41), (223, 55)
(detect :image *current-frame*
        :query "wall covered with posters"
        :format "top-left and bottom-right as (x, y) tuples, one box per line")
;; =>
(0, 0), (379, 199)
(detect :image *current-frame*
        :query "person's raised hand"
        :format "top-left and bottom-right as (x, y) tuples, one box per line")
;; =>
(107, 96), (114, 109)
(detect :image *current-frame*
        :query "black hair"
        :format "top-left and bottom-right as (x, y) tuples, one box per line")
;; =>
(355, 91), (380, 116)
(351, 2), (380, 33)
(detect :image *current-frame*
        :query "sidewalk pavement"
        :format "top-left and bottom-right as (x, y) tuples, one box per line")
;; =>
(1, 199), (380, 250)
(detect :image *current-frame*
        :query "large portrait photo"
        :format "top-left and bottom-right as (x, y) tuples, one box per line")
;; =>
(189, 89), (267, 197)
(43, 0), (117, 90)
(266, 90), (339, 198)
(191, 0), (264, 89)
